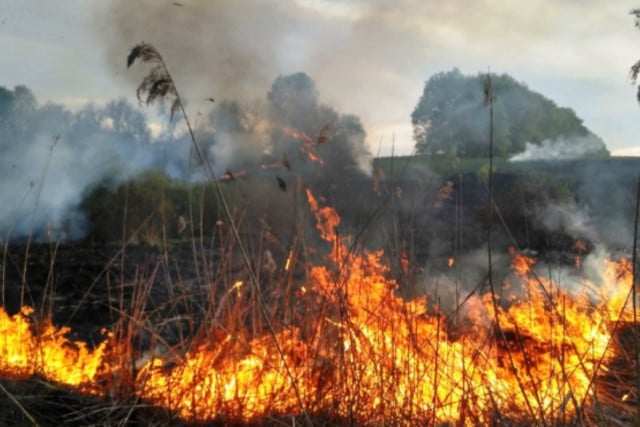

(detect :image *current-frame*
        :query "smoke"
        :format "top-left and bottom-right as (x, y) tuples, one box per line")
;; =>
(533, 203), (597, 244)
(98, 0), (376, 177)
(416, 247), (513, 315)
(0, 65), (373, 243)
(0, 88), (192, 242)
(519, 154), (640, 251)
(3, 0), (379, 245)
(99, 0), (328, 106)
(509, 134), (608, 161)
(198, 72), (374, 248)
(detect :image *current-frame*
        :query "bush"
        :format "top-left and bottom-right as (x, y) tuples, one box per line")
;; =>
(80, 172), (223, 244)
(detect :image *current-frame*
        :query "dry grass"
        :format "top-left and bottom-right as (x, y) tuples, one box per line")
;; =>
(1, 42), (639, 427)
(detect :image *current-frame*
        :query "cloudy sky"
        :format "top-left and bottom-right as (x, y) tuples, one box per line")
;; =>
(2, 0), (640, 156)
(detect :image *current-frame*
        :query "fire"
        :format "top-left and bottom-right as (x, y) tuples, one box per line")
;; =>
(284, 249), (294, 272)
(282, 126), (314, 146)
(0, 306), (114, 395)
(305, 189), (340, 242)
(573, 240), (588, 268)
(231, 280), (244, 297)
(433, 180), (454, 209)
(511, 251), (536, 275)
(282, 126), (324, 165)
(0, 191), (637, 424)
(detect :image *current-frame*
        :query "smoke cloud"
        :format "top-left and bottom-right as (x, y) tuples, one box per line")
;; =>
(0, 65), (373, 243)
(509, 134), (609, 161)
(0, 88), (192, 241)
(510, 157), (639, 255)
(99, 0), (333, 107)
(1, 0), (380, 244)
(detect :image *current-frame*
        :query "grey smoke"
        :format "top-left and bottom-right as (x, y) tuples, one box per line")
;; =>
(186, 72), (373, 185)
(526, 154), (639, 250)
(417, 247), (512, 315)
(534, 202), (597, 244)
(509, 134), (608, 161)
(0, 90), (192, 242)
(0, 66), (373, 243)
(100, 0), (320, 107)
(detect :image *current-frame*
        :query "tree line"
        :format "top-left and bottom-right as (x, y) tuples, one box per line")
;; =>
(411, 69), (609, 158)
(0, 66), (614, 241)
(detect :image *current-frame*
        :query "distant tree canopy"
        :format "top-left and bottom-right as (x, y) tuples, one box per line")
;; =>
(631, 8), (640, 103)
(411, 69), (609, 158)
(267, 72), (370, 174)
(206, 72), (371, 175)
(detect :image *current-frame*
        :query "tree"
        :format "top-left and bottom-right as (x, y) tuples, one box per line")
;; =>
(103, 99), (151, 143)
(631, 8), (640, 103)
(0, 85), (40, 149)
(412, 69), (607, 158)
(69, 99), (150, 144)
(266, 72), (371, 175)
(268, 72), (319, 129)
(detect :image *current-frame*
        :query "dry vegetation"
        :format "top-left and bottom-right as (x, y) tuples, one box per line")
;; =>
(1, 43), (640, 427)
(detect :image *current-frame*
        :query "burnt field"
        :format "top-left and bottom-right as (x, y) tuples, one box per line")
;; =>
(4, 156), (640, 345)
(2, 1), (640, 423)
(2, 156), (640, 426)
(1, 242), (220, 342)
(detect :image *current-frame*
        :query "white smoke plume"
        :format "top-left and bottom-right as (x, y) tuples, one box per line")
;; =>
(509, 134), (608, 161)
(0, 90), (193, 242)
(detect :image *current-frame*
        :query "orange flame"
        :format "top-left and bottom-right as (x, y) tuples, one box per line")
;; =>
(511, 252), (536, 276)
(282, 126), (324, 165)
(282, 126), (314, 146)
(284, 249), (294, 272)
(0, 191), (636, 424)
(0, 306), (114, 395)
(573, 240), (587, 269)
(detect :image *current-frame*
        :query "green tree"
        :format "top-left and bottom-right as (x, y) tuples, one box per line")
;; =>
(412, 69), (607, 158)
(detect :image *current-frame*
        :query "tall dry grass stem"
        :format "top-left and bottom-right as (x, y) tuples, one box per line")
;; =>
(127, 42), (313, 425)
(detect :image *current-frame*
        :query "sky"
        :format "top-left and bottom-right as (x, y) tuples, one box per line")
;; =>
(1, 0), (640, 156)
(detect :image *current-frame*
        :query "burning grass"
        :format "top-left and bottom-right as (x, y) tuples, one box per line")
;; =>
(0, 188), (638, 426)
(1, 41), (638, 427)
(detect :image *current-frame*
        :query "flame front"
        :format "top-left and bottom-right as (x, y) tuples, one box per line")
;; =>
(0, 191), (635, 424)
(0, 306), (113, 395)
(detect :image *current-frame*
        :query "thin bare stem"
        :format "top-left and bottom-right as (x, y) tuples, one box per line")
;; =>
(127, 43), (313, 425)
